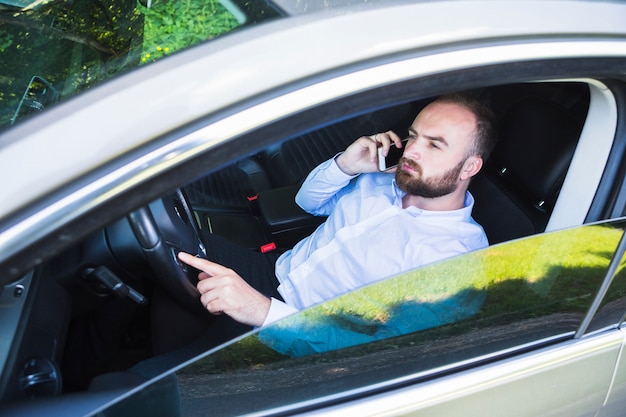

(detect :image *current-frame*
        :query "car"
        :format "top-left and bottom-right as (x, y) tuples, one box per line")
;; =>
(1, 0), (626, 415)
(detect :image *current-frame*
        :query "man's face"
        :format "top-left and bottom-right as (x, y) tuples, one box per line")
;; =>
(395, 101), (477, 198)
(395, 156), (465, 198)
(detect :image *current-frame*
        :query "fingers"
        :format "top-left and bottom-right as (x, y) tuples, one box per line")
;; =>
(337, 130), (403, 175)
(336, 138), (375, 175)
(177, 251), (241, 297)
(199, 276), (233, 315)
(200, 292), (224, 315)
(177, 252), (270, 326)
(178, 251), (226, 278)
(365, 134), (381, 163)
(198, 270), (271, 327)
(371, 131), (403, 157)
(194, 263), (239, 313)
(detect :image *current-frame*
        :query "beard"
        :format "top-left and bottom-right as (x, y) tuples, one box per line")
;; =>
(395, 157), (465, 198)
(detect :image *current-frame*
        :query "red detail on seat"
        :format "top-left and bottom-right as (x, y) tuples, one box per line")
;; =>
(247, 194), (259, 201)
(260, 242), (277, 253)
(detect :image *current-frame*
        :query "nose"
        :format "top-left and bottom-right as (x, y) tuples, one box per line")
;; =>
(403, 139), (420, 160)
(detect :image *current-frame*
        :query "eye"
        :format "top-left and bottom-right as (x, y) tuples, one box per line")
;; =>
(429, 141), (440, 150)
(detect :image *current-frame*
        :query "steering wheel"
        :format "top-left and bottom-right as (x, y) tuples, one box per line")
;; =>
(127, 189), (207, 312)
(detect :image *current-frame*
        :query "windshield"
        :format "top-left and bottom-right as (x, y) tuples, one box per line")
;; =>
(0, 0), (281, 132)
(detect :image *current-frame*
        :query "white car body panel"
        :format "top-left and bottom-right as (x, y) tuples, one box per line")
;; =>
(598, 328), (626, 416)
(297, 331), (624, 417)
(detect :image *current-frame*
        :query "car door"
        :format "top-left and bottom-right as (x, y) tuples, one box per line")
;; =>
(86, 218), (625, 417)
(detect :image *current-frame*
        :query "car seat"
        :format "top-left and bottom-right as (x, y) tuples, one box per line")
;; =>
(470, 90), (589, 244)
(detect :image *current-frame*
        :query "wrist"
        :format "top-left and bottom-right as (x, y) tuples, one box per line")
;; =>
(335, 153), (358, 176)
(252, 296), (272, 327)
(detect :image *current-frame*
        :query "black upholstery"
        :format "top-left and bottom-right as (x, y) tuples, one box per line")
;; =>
(470, 94), (588, 244)
(491, 96), (584, 209)
(184, 158), (271, 212)
(184, 105), (415, 212)
(256, 184), (326, 248)
(260, 121), (373, 187)
(260, 105), (417, 187)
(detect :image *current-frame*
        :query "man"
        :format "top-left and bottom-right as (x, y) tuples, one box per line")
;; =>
(178, 93), (497, 337)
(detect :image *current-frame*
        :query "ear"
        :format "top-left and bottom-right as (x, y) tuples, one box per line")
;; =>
(460, 155), (483, 180)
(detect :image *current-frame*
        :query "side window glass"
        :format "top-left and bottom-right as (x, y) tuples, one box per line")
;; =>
(168, 220), (625, 415)
(586, 235), (626, 333)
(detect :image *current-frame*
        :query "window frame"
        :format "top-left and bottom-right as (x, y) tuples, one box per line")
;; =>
(2, 55), (626, 284)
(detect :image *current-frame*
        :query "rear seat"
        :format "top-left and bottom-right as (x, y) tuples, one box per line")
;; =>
(185, 104), (416, 210)
(186, 103), (418, 248)
(259, 105), (418, 187)
(470, 85), (589, 244)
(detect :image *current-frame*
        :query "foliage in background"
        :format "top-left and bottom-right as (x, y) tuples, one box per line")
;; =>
(0, 0), (144, 127)
(0, 0), (241, 129)
(138, 0), (240, 64)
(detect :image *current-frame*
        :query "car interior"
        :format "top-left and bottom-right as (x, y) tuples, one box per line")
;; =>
(0, 81), (594, 408)
(185, 81), (589, 249)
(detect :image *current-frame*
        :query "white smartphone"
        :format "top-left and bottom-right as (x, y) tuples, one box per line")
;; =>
(378, 138), (408, 171)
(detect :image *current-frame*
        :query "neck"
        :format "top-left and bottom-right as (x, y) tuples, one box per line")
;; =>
(402, 187), (468, 211)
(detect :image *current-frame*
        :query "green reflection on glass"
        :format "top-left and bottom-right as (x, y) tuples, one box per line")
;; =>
(0, 0), (144, 129)
(0, 0), (277, 131)
(173, 223), (624, 415)
(480, 224), (624, 320)
(186, 223), (625, 369)
(588, 229), (626, 331)
(254, 224), (622, 357)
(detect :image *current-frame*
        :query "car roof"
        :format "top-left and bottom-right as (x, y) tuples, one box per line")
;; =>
(271, 0), (395, 15)
(1, 0), (626, 267)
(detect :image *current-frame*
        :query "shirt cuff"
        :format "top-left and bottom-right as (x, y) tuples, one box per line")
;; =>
(261, 297), (299, 327)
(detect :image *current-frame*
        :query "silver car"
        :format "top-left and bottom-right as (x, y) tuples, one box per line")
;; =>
(1, 0), (626, 416)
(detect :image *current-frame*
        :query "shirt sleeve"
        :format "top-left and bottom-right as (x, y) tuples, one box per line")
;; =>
(295, 155), (358, 216)
(261, 297), (299, 327)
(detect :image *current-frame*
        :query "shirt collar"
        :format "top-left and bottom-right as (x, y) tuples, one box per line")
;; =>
(391, 180), (475, 221)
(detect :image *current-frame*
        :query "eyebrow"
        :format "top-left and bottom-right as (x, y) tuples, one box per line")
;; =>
(409, 127), (449, 148)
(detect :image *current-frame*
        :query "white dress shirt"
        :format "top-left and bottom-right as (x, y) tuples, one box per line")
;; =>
(262, 157), (487, 326)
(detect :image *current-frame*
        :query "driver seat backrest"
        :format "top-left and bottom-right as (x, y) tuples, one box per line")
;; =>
(470, 95), (587, 244)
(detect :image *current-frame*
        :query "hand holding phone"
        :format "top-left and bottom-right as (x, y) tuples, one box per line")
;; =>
(378, 138), (408, 171)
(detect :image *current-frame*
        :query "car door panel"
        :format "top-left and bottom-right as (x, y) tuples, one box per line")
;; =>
(311, 331), (623, 417)
(597, 328), (626, 417)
